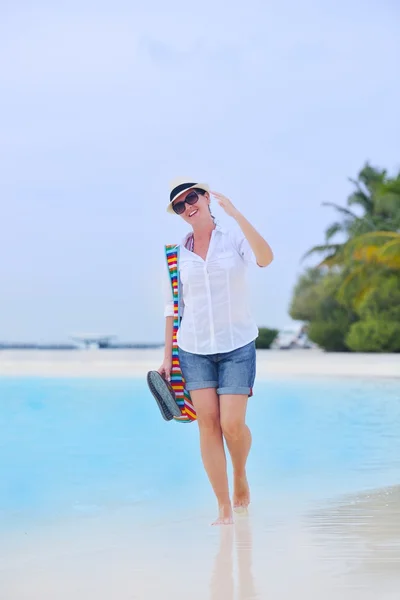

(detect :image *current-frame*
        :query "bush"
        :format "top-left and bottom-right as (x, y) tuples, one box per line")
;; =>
(308, 317), (351, 352)
(357, 274), (400, 322)
(346, 320), (400, 352)
(256, 327), (279, 349)
(289, 268), (326, 321)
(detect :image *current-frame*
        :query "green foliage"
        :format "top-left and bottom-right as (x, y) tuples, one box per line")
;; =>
(307, 310), (353, 352)
(346, 320), (400, 353)
(356, 274), (400, 322)
(302, 163), (400, 265)
(290, 269), (350, 321)
(290, 268), (357, 351)
(290, 162), (400, 352)
(289, 268), (325, 321)
(256, 328), (279, 349)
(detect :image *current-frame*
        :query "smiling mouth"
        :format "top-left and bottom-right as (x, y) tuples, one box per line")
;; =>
(188, 209), (198, 217)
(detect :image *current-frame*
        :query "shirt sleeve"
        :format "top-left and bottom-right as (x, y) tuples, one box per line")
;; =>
(229, 228), (257, 266)
(162, 260), (174, 317)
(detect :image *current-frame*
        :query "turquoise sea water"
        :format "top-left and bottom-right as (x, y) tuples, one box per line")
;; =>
(1, 376), (400, 532)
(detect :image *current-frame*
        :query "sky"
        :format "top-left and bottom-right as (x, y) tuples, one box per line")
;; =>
(0, 0), (399, 343)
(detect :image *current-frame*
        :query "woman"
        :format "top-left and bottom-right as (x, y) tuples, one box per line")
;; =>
(159, 178), (273, 525)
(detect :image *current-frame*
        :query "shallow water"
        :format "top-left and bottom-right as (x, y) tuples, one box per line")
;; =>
(1, 376), (400, 599)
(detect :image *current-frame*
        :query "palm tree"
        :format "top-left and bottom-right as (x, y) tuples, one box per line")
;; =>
(336, 231), (400, 308)
(346, 231), (400, 270)
(303, 164), (400, 266)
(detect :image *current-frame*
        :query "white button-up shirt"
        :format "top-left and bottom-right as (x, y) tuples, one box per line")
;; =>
(163, 224), (260, 355)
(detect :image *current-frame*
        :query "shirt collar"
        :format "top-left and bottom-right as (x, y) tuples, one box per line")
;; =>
(181, 223), (226, 247)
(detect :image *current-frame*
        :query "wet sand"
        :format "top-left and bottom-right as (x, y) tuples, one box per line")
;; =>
(1, 485), (399, 599)
(0, 348), (399, 378)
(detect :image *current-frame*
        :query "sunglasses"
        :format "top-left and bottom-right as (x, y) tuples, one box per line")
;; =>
(172, 190), (201, 215)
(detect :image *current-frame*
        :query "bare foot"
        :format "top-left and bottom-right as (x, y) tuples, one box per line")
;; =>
(212, 504), (234, 526)
(233, 472), (250, 512)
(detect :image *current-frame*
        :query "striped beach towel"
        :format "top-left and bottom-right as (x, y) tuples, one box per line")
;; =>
(165, 243), (197, 423)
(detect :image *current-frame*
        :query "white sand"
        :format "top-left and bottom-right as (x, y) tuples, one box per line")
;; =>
(0, 348), (399, 378)
(1, 486), (399, 600)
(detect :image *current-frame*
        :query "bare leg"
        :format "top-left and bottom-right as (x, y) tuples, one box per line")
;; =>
(190, 388), (233, 525)
(220, 395), (251, 510)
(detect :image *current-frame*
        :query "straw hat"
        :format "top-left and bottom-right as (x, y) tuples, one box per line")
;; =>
(167, 177), (210, 213)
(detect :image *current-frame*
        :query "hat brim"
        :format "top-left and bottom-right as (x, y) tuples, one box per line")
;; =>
(167, 183), (210, 213)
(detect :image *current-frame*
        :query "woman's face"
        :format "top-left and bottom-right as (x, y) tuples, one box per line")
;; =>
(172, 189), (211, 225)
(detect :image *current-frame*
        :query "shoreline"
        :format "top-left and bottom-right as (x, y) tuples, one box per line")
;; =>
(0, 349), (399, 379)
(1, 483), (399, 600)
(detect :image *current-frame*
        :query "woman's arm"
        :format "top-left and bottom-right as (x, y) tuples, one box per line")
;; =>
(164, 316), (174, 359)
(159, 261), (175, 380)
(158, 316), (174, 381)
(212, 191), (274, 267)
(233, 211), (273, 267)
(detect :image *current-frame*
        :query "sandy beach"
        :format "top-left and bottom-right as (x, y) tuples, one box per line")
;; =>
(0, 348), (399, 378)
(1, 485), (399, 600)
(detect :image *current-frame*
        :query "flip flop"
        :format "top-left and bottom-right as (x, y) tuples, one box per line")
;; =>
(146, 370), (182, 421)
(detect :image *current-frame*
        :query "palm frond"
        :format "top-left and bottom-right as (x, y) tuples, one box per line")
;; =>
(347, 217), (377, 237)
(341, 231), (400, 268)
(352, 283), (377, 311)
(347, 190), (373, 213)
(347, 231), (399, 248)
(319, 253), (343, 268)
(336, 264), (382, 309)
(324, 222), (344, 241)
(301, 244), (342, 263)
(374, 180), (400, 219)
(351, 245), (381, 264)
(336, 266), (364, 303)
(357, 164), (387, 193)
(321, 202), (358, 219)
(379, 238), (400, 257)
(376, 239), (400, 269)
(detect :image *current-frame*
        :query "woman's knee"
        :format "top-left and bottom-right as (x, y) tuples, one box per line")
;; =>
(190, 388), (221, 434)
(198, 412), (222, 435)
(220, 416), (246, 441)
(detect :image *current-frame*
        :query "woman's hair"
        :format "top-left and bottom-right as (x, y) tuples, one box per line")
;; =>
(192, 187), (207, 196)
(193, 188), (216, 224)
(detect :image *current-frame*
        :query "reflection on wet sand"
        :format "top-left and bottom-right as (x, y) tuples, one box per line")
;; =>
(210, 517), (258, 600)
(236, 517), (258, 600)
(306, 484), (400, 591)
(1, 486), (399, 599)
(210, 526), (234, 600)
(208, 486), (400, 599)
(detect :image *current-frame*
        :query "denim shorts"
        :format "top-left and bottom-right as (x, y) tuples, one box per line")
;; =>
(178, 340), (256, 396)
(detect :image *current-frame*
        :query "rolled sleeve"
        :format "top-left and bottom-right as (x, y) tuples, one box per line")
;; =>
(229, 228), (257, 266)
